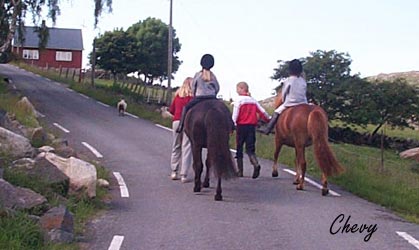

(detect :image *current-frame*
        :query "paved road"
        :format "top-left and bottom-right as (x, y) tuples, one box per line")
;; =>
(1, 64), (418, 250)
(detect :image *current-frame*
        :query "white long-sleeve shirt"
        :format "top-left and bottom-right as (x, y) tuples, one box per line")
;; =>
(274, 76), (308, 114)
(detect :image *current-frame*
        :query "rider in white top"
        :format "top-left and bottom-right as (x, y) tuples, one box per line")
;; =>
(261, 59), (308, 135)
(274, 75), (308, 114)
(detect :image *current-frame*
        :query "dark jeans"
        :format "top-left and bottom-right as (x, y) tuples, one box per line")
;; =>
(235, 124), (256, 159)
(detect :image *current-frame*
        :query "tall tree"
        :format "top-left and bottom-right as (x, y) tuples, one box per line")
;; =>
(93, 28), (138, 83)
(367, 79), (419, 135)
(0, 0), (112, 61)
(127, 17), (181, 84)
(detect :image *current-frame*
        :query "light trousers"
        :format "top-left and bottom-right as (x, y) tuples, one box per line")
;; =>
(170, 121), (192, 177)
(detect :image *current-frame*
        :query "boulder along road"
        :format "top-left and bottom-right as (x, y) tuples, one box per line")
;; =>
(1, 64), (418, 250)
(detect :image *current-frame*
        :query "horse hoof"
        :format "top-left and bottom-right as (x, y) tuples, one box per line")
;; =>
(296, 185), (304, 190)
(322, 189), (329, 196)
(214, 194), (223, 201)
(203, 182), (210, 188)
(272, 170), (278, 177)
(293, 181), (299, 185)
(193, 186), (201, 192)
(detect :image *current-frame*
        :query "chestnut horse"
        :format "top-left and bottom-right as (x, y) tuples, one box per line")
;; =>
(271, 91), (344, 195)
(184, 99), (237, 201)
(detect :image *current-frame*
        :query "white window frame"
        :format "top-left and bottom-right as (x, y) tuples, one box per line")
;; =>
(22, 49), (39, 60)
(56, 51), (72, 62)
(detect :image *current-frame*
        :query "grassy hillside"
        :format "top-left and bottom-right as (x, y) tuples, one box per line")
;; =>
(366, 71), (419, 86)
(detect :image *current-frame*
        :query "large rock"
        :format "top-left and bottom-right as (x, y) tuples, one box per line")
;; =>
(41, 152), (97, 197)
(30, 127), (47, 147)
(400, 147), (419, 162)
(16, 97), (37, 117)
(0, 178), (47, 210)
(39, 205), (74, 244)
(10, 157), (70, 196)
(0, 126), (35, 160)
(0, 112), (30, 137)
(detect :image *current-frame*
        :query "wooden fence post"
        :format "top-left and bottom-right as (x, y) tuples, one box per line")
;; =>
(78, 68), (82, 83)
(72, 68), (76, 81)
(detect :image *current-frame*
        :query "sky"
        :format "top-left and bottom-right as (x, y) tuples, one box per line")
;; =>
(44, 0), (419, 101)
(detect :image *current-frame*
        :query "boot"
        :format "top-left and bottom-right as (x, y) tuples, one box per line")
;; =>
(236, 158), (243, 177)
(260, 113), (280, 135)
(176, 108), (186, 133)
(249, 154), (261, 179)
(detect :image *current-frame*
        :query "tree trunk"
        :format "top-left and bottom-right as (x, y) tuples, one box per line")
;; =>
(368, 122), (384, 145)
(371, 123), (384, 137)
(0, 1), (21, 55)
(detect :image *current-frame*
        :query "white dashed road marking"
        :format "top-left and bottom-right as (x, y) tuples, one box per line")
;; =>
(53, 123), (70, 133)
(113, 172), (130, 198)
(82, 142), (103, 158)
(397, 231), (419, 249)
(108, 235), (124, 250)
(97, 101), (110, 107)
(155, 124), (172, 132)
(125, 112), (138, 119)
(79, 93), (90, 99)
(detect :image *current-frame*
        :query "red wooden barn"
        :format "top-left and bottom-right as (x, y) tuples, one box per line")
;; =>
(12, 27), (83, 69)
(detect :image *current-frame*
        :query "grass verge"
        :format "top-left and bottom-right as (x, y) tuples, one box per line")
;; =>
(0, 75), (111, 249)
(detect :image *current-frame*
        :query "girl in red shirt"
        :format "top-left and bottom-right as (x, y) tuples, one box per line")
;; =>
(169, 77), (193, 182)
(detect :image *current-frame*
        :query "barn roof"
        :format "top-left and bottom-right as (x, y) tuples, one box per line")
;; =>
(13, 26), (83, 51)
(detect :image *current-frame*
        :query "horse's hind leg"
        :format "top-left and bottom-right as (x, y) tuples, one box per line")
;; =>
(215, 178), (222, 201)
(293, 157), (300, 185)
(203, 157), (210, 188)
(192, 147), (203, 193)
(321, 173), (329, 196)
(295, 146), (306, 190)
(272, 142), (283, 177)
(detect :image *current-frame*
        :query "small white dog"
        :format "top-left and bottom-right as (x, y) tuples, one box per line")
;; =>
(117, 99), (127, 116)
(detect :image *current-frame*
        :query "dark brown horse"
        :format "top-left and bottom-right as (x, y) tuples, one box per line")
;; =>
(271, 91), (344, 195)
(184, 99), (237, 201)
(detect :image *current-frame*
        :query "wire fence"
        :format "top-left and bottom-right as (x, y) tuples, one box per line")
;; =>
(29, 64), (174, 105)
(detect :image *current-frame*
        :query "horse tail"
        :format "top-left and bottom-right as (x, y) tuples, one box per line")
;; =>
(206, 110), (237, 180)
(308, 108), (345, 176)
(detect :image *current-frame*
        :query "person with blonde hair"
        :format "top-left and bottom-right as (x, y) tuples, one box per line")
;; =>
(169, 77), (193, 182)
(176, 54), (219, 132)
(232, 81), (270, 178)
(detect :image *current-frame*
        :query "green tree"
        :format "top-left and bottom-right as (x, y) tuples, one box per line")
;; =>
(0, 0), (112, 61)
(272, 50), (354, 120)
(334, 76), (377, 126)
(127, 17), (181, 84)
(367, 79), (419, 135)
(93, 28), (138, 83)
